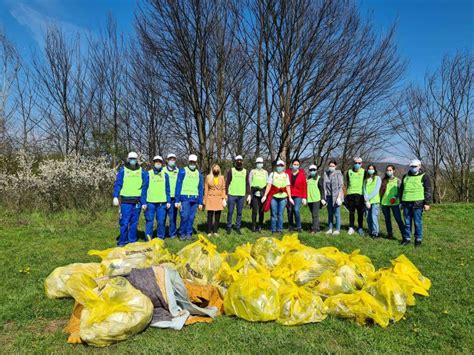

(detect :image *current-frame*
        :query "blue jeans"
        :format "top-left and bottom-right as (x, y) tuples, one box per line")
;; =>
(403, 203), (423, 241)
(366, 203), (380, 236)
(287, 197), (302, 229)
(271, 197), (286, 232)
(227, 195), (244, 229)
(382, 205), (404, 237)
(179, 200), (199, 237)
(326, 196), (341, 231)
(164, 197), (177, 237)
(145, 202), (167, 239)
(118, 202), (141, 246)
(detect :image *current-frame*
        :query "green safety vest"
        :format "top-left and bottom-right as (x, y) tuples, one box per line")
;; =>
(272, 172), (288, 198)
(165, 168), (178, 198)
(365, 176), (380, 204)
(181, 167), (199, 196)
(228, 168), (247, 196)
(120, 167), (142, 197)
(147, 170), (167, 203)
(402, 174), (425, 202)
(251, 169), (267, 189)
(307, 176), (321, 203)
(347, 168), (365, 195)
(381, 178), (400, 206)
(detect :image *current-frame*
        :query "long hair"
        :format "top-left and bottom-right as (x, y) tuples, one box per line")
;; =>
(364, 164), (378, 180)
(207, 164), (222, 179)
(380, 164), (396, 197)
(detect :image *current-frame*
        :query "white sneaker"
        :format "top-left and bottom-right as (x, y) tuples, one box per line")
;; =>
(333, 230), (340, 235)
(348, 227), (355, 235)
(325, 229), (333, 234)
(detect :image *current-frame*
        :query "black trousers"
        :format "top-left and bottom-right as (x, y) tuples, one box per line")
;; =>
(207, 210), (221, 233)
(251, 188), (265, 228)
(347, 194), (364, 229)
(308, 202), (320, 231)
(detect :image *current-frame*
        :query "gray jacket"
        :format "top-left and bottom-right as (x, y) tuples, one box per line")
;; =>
(323, 170), (344, 206)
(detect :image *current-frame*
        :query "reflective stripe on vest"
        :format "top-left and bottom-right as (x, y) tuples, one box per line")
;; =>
(365, 176), (380, 204)
(307, 176), (321, 203)
(165, 168), (178, 198)
(381, 178), (400, 206)
(347, 168), (365, 195)
(251, 169), (267, 189)
(273, 172), (288, 198)
(147, 170), (167, 203)
(181, 167), (199, 196)
(228, 168), (247, 196)
(402, 174), (425, 202)
(120, 167), (142, 197)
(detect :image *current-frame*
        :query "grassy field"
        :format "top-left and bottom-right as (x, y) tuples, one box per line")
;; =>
(0, 204), (473, 353)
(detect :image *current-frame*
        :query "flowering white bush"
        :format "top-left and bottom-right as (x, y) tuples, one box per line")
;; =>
(0, 152), (117, 211)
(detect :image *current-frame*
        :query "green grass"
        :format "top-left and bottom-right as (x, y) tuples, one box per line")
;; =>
(0, 204), (473, 353)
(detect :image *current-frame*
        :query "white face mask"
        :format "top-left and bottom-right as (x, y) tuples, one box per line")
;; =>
(154, 163), (162, 169)
(256, 163), (263, 169)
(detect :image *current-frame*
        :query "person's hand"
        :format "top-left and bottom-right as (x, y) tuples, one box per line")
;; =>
(302, 198), (307, 206)
(289, 197), (295, 205)
(390, 197), (397, 205)
(198, 204), (203, 211)
(141, 204), (147, 211)
(222, 199), (227, 208)
(166, 203), (171, 209)
(113, 197), (119, 206)
(247, 195), (252, 204)
(321, 199), (327, 206)
(424, 204), (430, 211)
(365, 201), (371, 209)
(336, 197), (342, 206)
(261, 195), (267, 203)
(175, 202), (181, 210)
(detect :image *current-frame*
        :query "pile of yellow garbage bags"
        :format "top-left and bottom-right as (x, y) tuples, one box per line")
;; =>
(44, 235), (431, 347)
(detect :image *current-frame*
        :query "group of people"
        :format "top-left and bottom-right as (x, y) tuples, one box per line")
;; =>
(113, 152), (432, 248)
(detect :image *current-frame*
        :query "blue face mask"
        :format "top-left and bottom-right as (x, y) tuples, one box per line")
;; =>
(154, 163), (162, 171)
(328, 166), (335, 173)
(189, 164), (196, 170)
(276, 166), (284, 173)
(292, 165), (299, 171)
(310, 171), (316, 177)
(353, 163), (361, 170)
(386, 171), (393, 177)
(368, 169), (375, 175)
(256, 163), (263, 169)
(410, 166), (419, 174)
(168, 160), (176, 168)
(129, 159), (137, 166)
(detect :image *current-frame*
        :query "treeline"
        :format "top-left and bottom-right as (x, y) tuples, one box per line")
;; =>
(0, 0), (472, 202)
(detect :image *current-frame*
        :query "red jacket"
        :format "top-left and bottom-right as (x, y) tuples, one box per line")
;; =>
(286, 168), (307, 199)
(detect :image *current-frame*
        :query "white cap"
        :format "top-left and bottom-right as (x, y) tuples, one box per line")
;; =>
(276, 159), (285, 166)
(153, 155), (163, 162)
(188, 154), (198, 162)
(353, 157), (362, 163)
(167, 153), (176, 159)
(256, 157), (264, 163)
(127, 152), (138, 159)
(409, 159), (421, 166)
(235, 155), (243, 160)
(309, 164), (317, 170)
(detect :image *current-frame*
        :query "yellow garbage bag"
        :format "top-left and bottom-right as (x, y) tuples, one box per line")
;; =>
(44, 263), (102, 299)
(389, 255), (431, 296)
(177, 235), (223, 284)
(313, 266), (361, 297)
(277, 282), (327, 325)
(224, 271), (280, 322)
(363, 274), (407, 322)
(88, 239), (174, 276)
(66, 275), (153, 347)
(250, 237), (287, 270)
(324, 290), (390, 328)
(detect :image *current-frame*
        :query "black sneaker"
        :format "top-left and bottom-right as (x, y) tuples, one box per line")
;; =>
(387, 234), (395, 240)
(288, 226), (293, 232)
(373, 234), (380, 239)
(415, 240), (422, 248)
(251, 226), (257, 233)
(257, 226), (262, 232)
(236, 229), (242, 235)
(400, 239), (410, 246)
(226, 228), (231, 235)
(296, 228), (302, 233)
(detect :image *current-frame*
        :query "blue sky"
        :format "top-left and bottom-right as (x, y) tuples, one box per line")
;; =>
(0, 0), (472, 83)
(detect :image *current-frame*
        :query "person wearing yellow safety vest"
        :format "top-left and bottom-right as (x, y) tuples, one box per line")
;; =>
(247, 157), (268, 232)
(174, 154), (204, 241)
(225, 155), (250, 235)
(346, 157), (366, 236)
(143, 155), (171, 240)
(380, 165), (405, 240)
(262, 159), (295, 234)
(363, 164), (382, 239)
(112, 151), (149, 246)
(399, 159), (432, 247)
(306, 164), (324, 233)
(164, 153), (179, 238)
